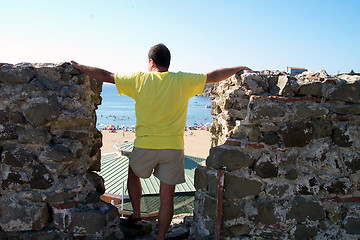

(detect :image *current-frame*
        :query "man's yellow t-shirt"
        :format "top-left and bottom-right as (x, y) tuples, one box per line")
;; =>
(114, 71), (207, 150)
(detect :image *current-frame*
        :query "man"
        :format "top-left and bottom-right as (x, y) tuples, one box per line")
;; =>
(71, 43), (250, 240)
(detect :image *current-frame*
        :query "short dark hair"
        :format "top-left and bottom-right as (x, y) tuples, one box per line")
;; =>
(148, 43), (171, 68)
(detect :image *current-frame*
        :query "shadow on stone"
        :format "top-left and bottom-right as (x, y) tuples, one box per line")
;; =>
(119, 221), (152, 238)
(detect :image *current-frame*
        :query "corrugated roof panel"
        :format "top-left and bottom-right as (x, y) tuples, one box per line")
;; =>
(119, 193), (195, 215)
(99, 153), (128, 195)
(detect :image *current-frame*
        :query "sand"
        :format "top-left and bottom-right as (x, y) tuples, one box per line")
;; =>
(100, 129), (212, 159)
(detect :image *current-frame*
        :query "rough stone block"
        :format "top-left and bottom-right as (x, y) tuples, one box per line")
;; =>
(86, 172), (105, 195)
(29, 164), (54, 189)
(261, 131), (280, 145)
(0, 65), (34, 84)
(311, 118), (332, 139)
(10, 109), (27, 124)
(34, 67), (62, 90)
(296, 177), (319, 196)
(251, 201), (280, 224)
(248, 126), (261, 141)
(204, 219), (215, 236)
(194, 166), (208, 190)
(45, 191), (77, 204)
(291, 103), (328, 122)
(269, 75), (294, 96)
(332, 127), (353, 147)
(206, 146), (255, 171)
(39, 144), (75, 163)
(241, 72), (266, 95)
(224, 173), (262, 199)
(331, 103), (360, 115)
(255, 160), (279, 178)
(286, 198), (326, 222)
(0, 202), (49, 231)
(323, 81), (360, 103)
(267, 75), (279, 87)
(0, 107), (9, 124)
(53, 208), (106, 236)
(344, 155), (360, 173)
(89, 76), (103, 95)
(324, 177), (352, 194)
(344, 216), (360, 235)
(222, 200), (245, 221)
(0, 124), (20, 140)
(22, 100), (61, 126)
(204, 196), (217, 219)
(248, 101), (286, 122)
(223, 98), (234, 110)
(280, 152), (298, 166)
(207, 172), (218, 198)
(297, 82), (323, 97)
(285, 168), (298, 180)
(293, 224), (318, 240)
(1, 172), (27, 189)
(89, 153), (101, 171)
(22, 229), (69, 240)
(18, 128), (49, 144)
(267, 184), (290, 198)
(1, 145), (36, 167)
(278, 122), (313, 147)
(228, 224), (252, 236)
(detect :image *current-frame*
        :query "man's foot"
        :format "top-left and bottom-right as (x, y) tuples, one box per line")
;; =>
(121, 214), (143, 229)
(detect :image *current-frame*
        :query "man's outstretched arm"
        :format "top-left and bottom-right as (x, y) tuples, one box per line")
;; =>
(206, 66), (251, 83)
(70, 61), (115, 84)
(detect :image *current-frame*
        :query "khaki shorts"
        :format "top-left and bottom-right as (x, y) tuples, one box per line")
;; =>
(129, 148), (185, 185)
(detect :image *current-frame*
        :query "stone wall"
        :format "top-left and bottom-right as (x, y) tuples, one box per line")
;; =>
(0, 63), (123, 239)
(193, 70), (360, 239)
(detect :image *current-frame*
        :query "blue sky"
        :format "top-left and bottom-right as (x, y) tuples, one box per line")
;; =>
(1, 0), (359, 75)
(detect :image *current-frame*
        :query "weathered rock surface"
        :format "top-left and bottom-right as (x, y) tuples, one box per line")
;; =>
(0, 63), (123, 239)
(194, 70), (360, 239)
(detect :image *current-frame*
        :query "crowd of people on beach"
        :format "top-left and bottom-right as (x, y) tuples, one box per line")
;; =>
(99, 122), (211, 133)
(185, 122), (211, 131)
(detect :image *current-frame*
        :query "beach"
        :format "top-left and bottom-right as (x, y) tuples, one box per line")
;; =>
(100, 129), (212, 159)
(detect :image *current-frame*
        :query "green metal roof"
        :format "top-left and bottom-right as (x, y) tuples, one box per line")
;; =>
(119, 192), (195, 215)
(99, 142), (205, 196)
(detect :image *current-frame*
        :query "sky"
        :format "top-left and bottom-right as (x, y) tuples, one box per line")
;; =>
(1, 0), (359, 75)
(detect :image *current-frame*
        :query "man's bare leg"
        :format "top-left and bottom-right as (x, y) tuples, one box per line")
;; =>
(127, 166), (142, 225)
(157, 182), (175, 240)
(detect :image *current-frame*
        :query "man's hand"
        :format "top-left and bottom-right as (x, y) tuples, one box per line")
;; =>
(206, 66), (251, 83)
(69, 61), (115, 84)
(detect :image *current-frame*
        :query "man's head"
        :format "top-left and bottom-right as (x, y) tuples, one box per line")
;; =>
(148, 44), (171, 71)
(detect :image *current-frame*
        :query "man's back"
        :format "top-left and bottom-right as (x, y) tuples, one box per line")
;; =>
(114, 71), (206, 150)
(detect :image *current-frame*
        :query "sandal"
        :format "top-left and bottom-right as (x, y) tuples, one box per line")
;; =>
(121, 214), (143, 229)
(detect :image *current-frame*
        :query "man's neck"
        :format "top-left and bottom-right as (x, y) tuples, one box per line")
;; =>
(151, 67), (168, 73)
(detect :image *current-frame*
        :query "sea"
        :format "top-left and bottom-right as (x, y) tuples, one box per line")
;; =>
(96, 83), (213, 129)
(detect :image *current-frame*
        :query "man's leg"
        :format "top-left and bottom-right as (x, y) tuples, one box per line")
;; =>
(157, 181), (175, 240)
(127, 166), (142, 225)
